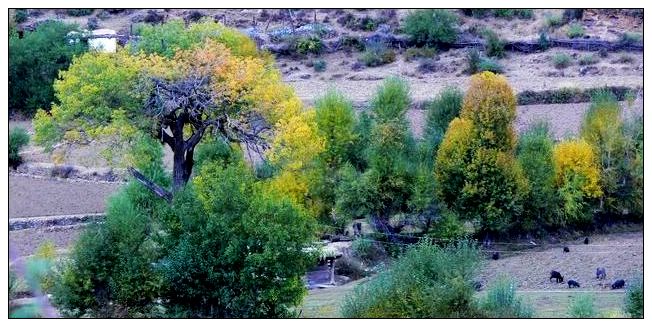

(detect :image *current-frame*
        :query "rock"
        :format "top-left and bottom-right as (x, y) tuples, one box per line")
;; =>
(299, 74), (312, 79)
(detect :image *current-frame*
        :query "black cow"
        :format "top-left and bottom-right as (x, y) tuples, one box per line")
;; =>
(584, 237), (590, 244)
(550, 270), (564, 283)
(611, 279), (625, 289)
(568, 280), (580, 288)
(563, 246), (570, 253)
(492, 252), (500, 260)
(596, 267), (606, 280)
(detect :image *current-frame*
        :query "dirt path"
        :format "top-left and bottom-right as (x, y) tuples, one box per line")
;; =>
(8, 175), (120, 218)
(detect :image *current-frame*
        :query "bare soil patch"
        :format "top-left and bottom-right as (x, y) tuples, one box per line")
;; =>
(477, 231), (643, 291)
(9, 175), (120, 218)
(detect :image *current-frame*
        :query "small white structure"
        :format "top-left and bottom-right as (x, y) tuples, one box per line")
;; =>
(89, 29), (117, 53)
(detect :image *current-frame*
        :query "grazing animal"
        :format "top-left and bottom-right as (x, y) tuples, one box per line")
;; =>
(611, 279), (625, 289)
(563, 246), (570, 252)
(568, 280), (580, 288)
(584, 237), (590, 244)
(492, 252), (500, 260)
(596, 267), (606, 280)
(550, 270), (564, 283)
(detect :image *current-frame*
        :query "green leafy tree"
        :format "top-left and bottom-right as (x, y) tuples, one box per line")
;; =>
(436, 72), (528, 237)
(311, 90), (358, 227)
(9, 20), (87, 116)
(516, 122), (560, 232)
(363, 78), (416, 229)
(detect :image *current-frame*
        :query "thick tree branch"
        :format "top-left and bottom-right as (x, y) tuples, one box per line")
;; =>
(128, 167), (173, 203)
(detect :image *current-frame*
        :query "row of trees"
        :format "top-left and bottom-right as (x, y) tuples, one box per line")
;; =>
(30, 20), (642, 317)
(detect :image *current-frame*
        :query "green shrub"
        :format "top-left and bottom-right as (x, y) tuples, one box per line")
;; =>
(403, 46), (437, 62)
(67, 9), (94, 16)
(623, 115), (643, 219)
(478, 58), (504, 73)
(567, 23), (585, 39)
(9, 20), (87, 116)
(624, 276), (643, 318)
(568, 294), (597, 318)
(620, 32), (642, 45)
(615, 54), (635, 64)
(481, 276), (534, 318)
(341, 240), (482, 318)
(295, 36), (324, 55)
(339, 35), (366, 52)
(313, 59), (327, 72)
(360, 41), (396, 67)
(335, 163), (374, 221)
(544, 14), (564, 29)
(552, 53), (572, 69)
(578, 53), (598, 65)
(538, 32), (551, 50)
(465, 48), (483, 74)
(403, 9), (458, 46)
(484, 30), (505, 58)
(517, 122), (559, 232)
(9, 127), (30, 169)
(14, 9), (28, 23)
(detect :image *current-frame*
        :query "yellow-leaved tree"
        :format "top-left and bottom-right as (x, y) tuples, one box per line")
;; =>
(33, 21), (323, 203)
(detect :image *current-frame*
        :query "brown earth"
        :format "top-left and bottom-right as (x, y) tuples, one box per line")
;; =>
(477, 231), (643, 291)
(8, 175), (120, 218)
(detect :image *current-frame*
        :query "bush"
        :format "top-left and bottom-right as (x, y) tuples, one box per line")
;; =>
(513, 9), (534, 19)
(578, 53), (598, 65)
(14, 9), (28, 23)
(624, 276), (643, 318)
(341, 240), (482, 318)
(9, 20), (87, 116)
(623, 116), (643, 219)
(403, 46), (437, 62)
(360, 41), (396, 67)
(484, 30), (505, 58)
(481, 276), (534, 318)
(567, 23), (585, 39)
(465, 48), (482, 74)
(620, 32), (642, 45)
(312, 59), (327, 72)
(67, 9), (94, 17)
(552, 53), (572, 69)
(544, 14), (564, 29)
(568, 294), (597, 318)
(517, 122), (559, 232)
(403, 9), (458, 46)
(478, 58), (504, 73)
(294, 36), (324, 55)
(9, 127), (30, 169)
(538, 32), (551, 50)
(614, 54), (635, 64)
